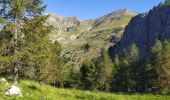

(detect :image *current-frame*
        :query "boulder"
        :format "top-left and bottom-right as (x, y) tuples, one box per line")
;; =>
(5, 85), (22, 96)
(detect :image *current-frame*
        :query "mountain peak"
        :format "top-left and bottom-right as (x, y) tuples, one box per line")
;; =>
(47, 13), (84, 27)
(92, 8), (136, 28)
(111, 8), (137, 17)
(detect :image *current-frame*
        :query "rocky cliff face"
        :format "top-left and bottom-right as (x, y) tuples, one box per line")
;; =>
(110, 6), (170, 58)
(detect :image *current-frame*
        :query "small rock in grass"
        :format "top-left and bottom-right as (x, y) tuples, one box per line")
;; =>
(5, 85), (22, 96)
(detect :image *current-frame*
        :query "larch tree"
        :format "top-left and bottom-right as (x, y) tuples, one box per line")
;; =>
(0, 0), (51, 84)
(158, 40), (170, 94)
(96, 48), (113, 91)
(150, 39), (163, 91)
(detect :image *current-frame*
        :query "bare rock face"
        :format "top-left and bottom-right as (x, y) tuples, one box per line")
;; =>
(110, 6), (170, 58)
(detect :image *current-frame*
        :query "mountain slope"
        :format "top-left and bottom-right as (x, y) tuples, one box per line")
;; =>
(47, 9), (136, 68)
(110, 6), (170, 58)
(92, 9), (136, 29)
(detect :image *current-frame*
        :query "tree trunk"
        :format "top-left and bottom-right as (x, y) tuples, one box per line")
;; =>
(14, 61), (19, 84)
(13, 16), (20, 84)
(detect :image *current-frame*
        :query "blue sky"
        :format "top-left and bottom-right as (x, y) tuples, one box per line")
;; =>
(44, 0), (164, 19)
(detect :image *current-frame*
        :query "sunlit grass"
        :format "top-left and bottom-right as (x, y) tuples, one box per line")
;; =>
(0, 80), (170, 100)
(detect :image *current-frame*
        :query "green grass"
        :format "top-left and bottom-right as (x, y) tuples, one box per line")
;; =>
(92, 15), (132, 32)
(0, 80), (170, 100)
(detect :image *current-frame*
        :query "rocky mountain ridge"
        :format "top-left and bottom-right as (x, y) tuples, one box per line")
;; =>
(47, 9), (136, 43)
(110, 6), (170, 58)
(47, 13), (84, 27)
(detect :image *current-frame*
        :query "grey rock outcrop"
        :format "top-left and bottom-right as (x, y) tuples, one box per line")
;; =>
(5, 85), (22, 96)
(110, 6), (170, 58)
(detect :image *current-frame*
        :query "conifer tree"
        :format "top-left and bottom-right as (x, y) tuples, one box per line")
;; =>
(150, 39), (163, 91)
(158, 40), (170, 94)
(80, 60), (97, 90)
(128, 43), (139, 63)
(0, 0), (46, 83)
(96, 48), (113, 91)
(128, 43), (139, 92)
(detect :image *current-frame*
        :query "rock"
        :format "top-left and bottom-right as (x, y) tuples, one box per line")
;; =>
(5, 85), (22, 96)
(110, 6), (170, 58)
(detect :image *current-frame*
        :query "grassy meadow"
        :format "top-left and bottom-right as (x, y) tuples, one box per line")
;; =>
(0, 80), (170, 100)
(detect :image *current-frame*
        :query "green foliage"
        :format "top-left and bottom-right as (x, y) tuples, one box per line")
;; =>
(150, 39), (163, 92)
(0, 0), (47, 83)
(112, 44), (140, 92)
(96, 48), (113, 91)
(156, 40), (170, 94)
(0, 0), (67, 87)
(128, 43), (139, 63)
(80, 60), (97, 90)
(1, 80), (170, 100)
(66, 68), (82, 89)
(113, 40), (170, 94)
(147, 39), (170, 94)
(43, 41), (68, 87)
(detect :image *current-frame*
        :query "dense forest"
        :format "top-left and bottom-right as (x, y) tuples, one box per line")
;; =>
(0, 0), (170, 97)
